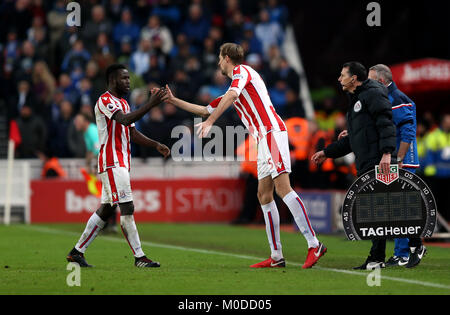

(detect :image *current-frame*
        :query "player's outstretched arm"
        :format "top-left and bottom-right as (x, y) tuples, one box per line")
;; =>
(113, 88), (168, 126)
(129, 127), (170, 158)
(196, 90), (238, 138)
(162, 84), (210, 118)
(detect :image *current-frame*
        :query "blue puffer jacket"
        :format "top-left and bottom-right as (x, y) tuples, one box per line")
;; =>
(387, 81), (419, 169)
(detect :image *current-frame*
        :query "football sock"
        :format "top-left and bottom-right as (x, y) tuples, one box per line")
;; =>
(75, 212), (106, 253)
(120, 215), (145, 258)
(261, 200), (283, 261)
(282, 191), (319, 248)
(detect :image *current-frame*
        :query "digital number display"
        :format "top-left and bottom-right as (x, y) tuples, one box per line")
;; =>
(355, 191), (422, 223)
(342, 168), (437, 240)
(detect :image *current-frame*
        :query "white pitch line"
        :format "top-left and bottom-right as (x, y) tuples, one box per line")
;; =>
(22, 225), (450, 291)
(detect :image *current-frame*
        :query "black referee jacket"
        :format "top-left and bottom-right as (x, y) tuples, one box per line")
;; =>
(324, 79), (397, 175)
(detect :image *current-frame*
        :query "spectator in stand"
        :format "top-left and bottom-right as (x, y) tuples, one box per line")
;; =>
(2, 0), (33, 41)
(184, 55), (203, 87)
(204, 69), (230, 99)
(82, 5), (113, 53)
(31, 60), (56, 110)
(92, 32), (115, 72)
(172, 69), (197, 102)
(68, 114), (87, 158)
(116, 37), (133, 66)
(268, 80), (288, 115)
(58, 73), (79, 107)
(47, 100), (75, 158)
(209, 26), (224, 48)
(201, 37), (219, 81)
(140, 15), (174, 56)
(182, 3), (211, 50)
(29, 0), (47, 23)
(8, 80), (39, 121)
(106, 0), (125, 24)
(224, 0), (241, 21)
(255, 9), (284, 59)
(266, 0), (289, 29)
(169, 34), (194, 73)
(283, 89), (305, 119)
(143, 54), (167, 85)
(4, 29), (21, 66)
(46, 0), (68, 52)
(77, 77), (94, 111)
(151, 0), (181, 33)
(240, 22), (263, 56)
(133, 0), (153, 27)
(113, 8), (140, 52)
(15, 104), (47, 159)
(85, 60), (106, 102)
(129, 37), (152, 76)
(58, 25), (82, 63)
(61, 39), (91, 75)
(30, 25), (50, 61)
(45, 88), (64, 126)
(27, 15), (46, 44)
(14, 40), (38, 82)
(274, 57), (300, 93)
(224, 9), (245, 42)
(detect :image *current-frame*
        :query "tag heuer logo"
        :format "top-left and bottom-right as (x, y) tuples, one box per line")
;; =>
(354, 101), (362, 112)
(375, 165), (399, 185)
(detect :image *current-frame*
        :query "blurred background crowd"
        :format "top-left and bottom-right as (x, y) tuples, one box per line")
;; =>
(0, 0), (449, 198)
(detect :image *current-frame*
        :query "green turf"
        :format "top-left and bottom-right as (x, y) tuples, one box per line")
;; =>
(0, 223), (449, 295)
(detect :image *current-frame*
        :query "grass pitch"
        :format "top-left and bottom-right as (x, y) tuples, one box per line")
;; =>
(0, 223), (449, 295)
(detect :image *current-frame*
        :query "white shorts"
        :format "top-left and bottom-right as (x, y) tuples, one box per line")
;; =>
(257, 131), (292, 180)
(99, 167), (133, 205)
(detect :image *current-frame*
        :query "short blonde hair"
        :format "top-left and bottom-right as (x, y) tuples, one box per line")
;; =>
(219, 43), (244, 65)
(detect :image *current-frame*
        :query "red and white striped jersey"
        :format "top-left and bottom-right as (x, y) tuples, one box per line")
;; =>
(206, 64), (286, 141)
(95, 91), (134, 173)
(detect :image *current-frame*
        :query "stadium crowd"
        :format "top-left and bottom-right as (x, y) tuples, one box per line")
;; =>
(1, 0), (448, 198)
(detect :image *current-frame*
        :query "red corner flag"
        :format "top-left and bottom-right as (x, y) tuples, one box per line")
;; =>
(9, 120), (22, 148)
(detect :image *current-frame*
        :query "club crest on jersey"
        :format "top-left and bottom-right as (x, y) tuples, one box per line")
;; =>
(354, 101), (362, 112)
(107, 104), (115, 111)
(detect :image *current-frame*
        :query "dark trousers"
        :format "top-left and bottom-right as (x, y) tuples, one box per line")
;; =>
(369, 239), (386, 262)
(369, 237), (422, 262)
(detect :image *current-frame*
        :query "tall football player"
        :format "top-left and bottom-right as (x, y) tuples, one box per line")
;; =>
(166, 43), (326, 269)
(67, 64), (170, 268)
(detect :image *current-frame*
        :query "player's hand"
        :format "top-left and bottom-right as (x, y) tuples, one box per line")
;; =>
(311, 150), (327, 165)
(379, 153), (391, 175)
(164, 84), (175, 103)
(338, 130), (348, 140)
(148, 87), (167, 106)
(156, 143), (170, 158)
(195, 120), (213, 138)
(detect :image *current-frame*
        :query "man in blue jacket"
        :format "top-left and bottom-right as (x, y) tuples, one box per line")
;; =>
(368, 64), (426, 268)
